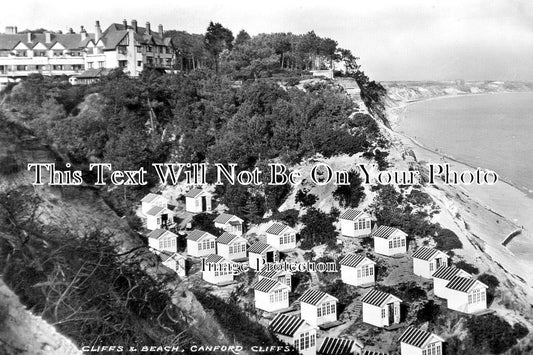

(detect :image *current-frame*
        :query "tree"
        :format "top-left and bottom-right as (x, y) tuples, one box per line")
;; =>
(234, 29), (251, 47)
(204, 22), (234, 74)
(332, 169), (365, 208)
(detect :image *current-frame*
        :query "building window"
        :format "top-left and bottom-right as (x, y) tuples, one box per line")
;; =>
(423, 342), (442, 355)
(468, 289), (485, 304)
(118, 60), (127, 68)
(87, 62), (93, 69)
(98, 61), (104, 68)
(147, 46), (152, 52)
(389, 236), (404, 249)
(137, 61), (142, 67)
(381, 308), (386, 318)
(16, 65), (25, 71)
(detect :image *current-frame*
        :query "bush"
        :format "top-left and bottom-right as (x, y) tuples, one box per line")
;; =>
(478, 273), (500, 305)
(332, 169), (366, 208)
(269, 209), (299, 227)
(416, 300), (441, 324)
(434, 228), (463, 250)
(191, 213), (224, 236)
(299, 208), (338, 249)
(295, 189), (318, 207)
(455, 260), (479, 275)
(465, 314), (529, 354)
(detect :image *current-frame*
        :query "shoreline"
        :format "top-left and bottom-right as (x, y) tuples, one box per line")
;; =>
(383, 93), (533, 286)
(389, 91), (533, 199)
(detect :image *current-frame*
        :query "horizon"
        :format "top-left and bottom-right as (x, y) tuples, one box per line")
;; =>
(2, 0), (533, 82)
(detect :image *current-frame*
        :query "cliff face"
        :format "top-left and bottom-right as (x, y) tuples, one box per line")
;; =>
(382, 80), (533, 105)
(0, 116), (230, 351)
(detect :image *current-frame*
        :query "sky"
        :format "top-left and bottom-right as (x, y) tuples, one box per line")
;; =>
(2, 0), (533, 81)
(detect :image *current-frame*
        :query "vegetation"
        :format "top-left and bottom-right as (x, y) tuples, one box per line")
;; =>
(298, 207), (338, 249)
(434, 228), (463, 251)
(455, 260), (479, 275)
(332, 169), (366, 208)
(295, 189), (318, 208)
(465, 314), (528, 354)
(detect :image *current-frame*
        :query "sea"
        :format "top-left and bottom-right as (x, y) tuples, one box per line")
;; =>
(397, 92), (533, 197)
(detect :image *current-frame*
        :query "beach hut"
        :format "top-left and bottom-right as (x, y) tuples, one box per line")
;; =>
(186, 229), (216, 257)
(184, 187), (212, 213)
(412, 247), (449, 278)
(252, 278), (290, 312)
(201, 254), (234, 285)
(444, 276), (488, 314)
(399, 326), (444, 355)
(298, 289), (338, 327)
(269, 313), (317, 355)
(160, 252), (186, 277)
(141, 193), (168, 215)
(372, 226), (407, 256)
(248, 242), (279, 271)
(340, 209), (372, 237)
(265, 223), (297, 251)
(339, 254), (376, 287)
(258, 266), (292, 288)
(216, 232), (247, 260)
(214, 213), (244, 236)
(317, 337), (363, 355)
(361, 289), (402, 328)
(147, 229), (179, 253)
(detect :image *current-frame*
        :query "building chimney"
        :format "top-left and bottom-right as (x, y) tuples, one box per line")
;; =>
(123, 19), (128, 28)
(5, 26), (18, 34)
(27, 32), (32, 43)
(45, 32), (52, 43)
(80, 26), (87, 40)
(95, 20), (102, 42)
(145, 22), (151, 34)
(158, 24), (163, 36)
(131, 20), (138, 32)
(68, 27), (74, 34)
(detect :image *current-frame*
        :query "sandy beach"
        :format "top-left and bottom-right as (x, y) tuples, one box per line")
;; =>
(385, 96), (533, 287)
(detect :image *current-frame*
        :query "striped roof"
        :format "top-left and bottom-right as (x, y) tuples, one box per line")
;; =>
(187, 229), (215, 242)
(145, 205), (167, 216)
(340, 209), (366, 221)
(160, 251), (184, 263)
(362, 351), (389, 355)
(372, 226), (405, 239)
(269, 313), (305, 336)
(248, 241), (272, 254)
(318, 337), (355, 355)
(214, 213), (241, 224)
(141, 193), (164, 203)
(266, 223), (290, 235)
(361, 289), (401, 307)
(252, 278), (286, 293)
(184, 188), (205, 198)
(298, 289), (336, 306)
(147, 229), (167, 240)
(412, 247), (446, 261)
(259, 266), (291, 279)
(216, 232), (240, 245)
(432, 266), (464, 281)
(399, 326), (443, 348)
(339, 254), (375, 268)
(446, 276), (486, 293)
(203, 254), (225, 264)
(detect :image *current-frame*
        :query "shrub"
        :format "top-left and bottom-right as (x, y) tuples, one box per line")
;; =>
(191, 213), (224, 236)
(465, 314), (529, 354)
(299, 208), (337, 249)
(270, 209), (299, 227)
(478, 273), (500, 305)
(295, 189), (318, 207)
(332, 169), (366, 208)
(416, 300), (441, 324)
(434, 228), (463, 250)
(455, 260), (479, 275)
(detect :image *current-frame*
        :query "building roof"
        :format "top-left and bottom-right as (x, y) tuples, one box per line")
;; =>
(318, 337), (356, 355)
(339, 209), (366, 221)
(252, 277), (285, 293)
(186, 229), (215, 242)
(160, 251), (184, 263)
(432, 266), (465, 281)
(147, 229), (176, 240)
(145, 205), (167, 216)
(361, 289), (401, 307)
(214, 213), (242, 224)
(445, 276), (486, 293)
(372, 226), (406, 240)
(185, 187), (205, 198)
(269, 313), (305, 336)
(412, 247), (446, 261)
(203, 254), (225, 264)
(248, 241), (272, 254)
(259, 266), (291, 279)
(399, 326), (443, 348)
(141, 192), (164, 203)
(339, 254), (375, 268)
(76, 68), (112, 79)
(216, 232), (240, 245)
(0, 32), (94, 51)
(298, 289), (337, 306)
(266, 223), (291, 235)
(362, 351), (389, 355)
